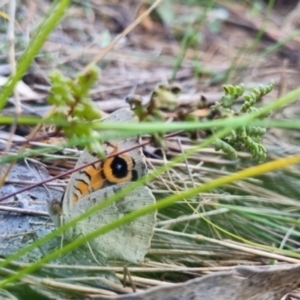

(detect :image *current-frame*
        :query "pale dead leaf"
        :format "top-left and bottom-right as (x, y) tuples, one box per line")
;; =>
(0, 76), (40, 99)
(92, 264), (300, 300)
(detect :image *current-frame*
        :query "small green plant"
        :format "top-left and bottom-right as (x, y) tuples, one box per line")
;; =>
(47, 66), (104, 155)
(212, 82), (274, 162)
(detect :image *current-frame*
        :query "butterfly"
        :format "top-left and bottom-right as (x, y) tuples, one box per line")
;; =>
(48, 108), (156, 263)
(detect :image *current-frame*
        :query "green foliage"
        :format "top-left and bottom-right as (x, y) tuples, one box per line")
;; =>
(127, 81), (272, 162)
(241, 83), (274, 114)
(211, 82), (274, 162)
(47, 66), (104, 156)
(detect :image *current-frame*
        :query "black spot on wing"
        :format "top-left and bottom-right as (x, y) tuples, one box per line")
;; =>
(111, 156), (129, 179)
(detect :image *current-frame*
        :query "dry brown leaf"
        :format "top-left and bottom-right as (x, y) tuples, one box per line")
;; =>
(137, 4), (155, 32)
